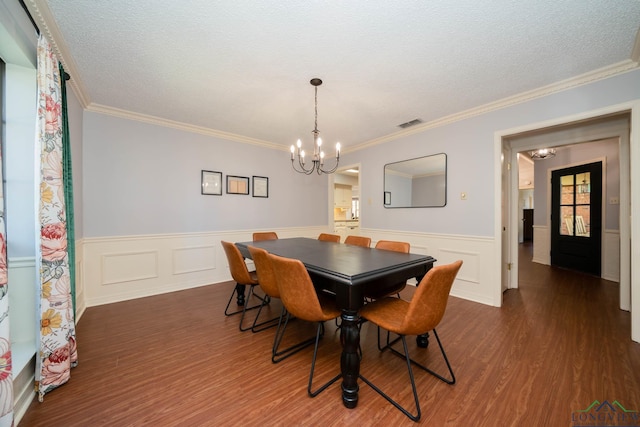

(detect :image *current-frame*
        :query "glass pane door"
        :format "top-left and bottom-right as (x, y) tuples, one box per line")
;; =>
(559, 172), (590, 237)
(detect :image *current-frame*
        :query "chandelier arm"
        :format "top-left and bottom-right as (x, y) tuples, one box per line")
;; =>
(291, 157), (315, 175)
(317, 159), (340, 174)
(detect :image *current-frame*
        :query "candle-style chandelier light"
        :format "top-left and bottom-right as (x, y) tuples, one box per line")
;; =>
(290, 78), (341, 175)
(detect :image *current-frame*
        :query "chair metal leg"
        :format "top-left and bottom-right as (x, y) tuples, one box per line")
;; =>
(250, 294), (280, 333)
(224, 283), (263, 317)
(359, 335), (421, 421)
(407, 329), (455, 384)
(271, 308), (316, 364)
(361, 327), (455, 422)
(308, 322), (341, 397)
(237, 285), (270, 332)
(382, 328), (454, 385)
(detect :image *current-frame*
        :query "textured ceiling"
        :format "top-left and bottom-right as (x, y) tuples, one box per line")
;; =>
(35, 0), (640, 151)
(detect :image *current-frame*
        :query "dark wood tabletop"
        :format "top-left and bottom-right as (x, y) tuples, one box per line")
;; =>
(236, 237), (436, 408)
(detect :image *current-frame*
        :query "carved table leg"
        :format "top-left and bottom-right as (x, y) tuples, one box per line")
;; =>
(340, 310), (360, 408)
(235, 283), (246, 306)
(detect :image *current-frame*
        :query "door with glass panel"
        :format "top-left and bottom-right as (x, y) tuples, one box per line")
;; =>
(550, 162), (602, 276)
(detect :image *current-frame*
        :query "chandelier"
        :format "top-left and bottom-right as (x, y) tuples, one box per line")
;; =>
(290, 78), (340, 175)
(530, 148), (556, 160)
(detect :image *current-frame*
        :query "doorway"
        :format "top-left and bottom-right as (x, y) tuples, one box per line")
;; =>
(501, 112), (630, 307)
(332, 164), (361, 240)
(550, 161), (602, 276)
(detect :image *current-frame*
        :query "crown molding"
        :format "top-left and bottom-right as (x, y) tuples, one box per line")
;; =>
(24, 0), (91, 108)
(19, 1), (640, 154)
(346, 59), (639, 154)
(86, 103), (284, 150)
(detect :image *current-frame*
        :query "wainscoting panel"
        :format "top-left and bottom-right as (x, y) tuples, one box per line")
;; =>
(75, 239), (86, 320)
(603, 229), (620, 282)
(101, 250), (159, 285)
(532, 225), (620, 282)
(532, 225), (550, 265)
(8, 257), (37, 374)
(8, 257), (37, 425)
(81, 227), (327, 307)
(364, 229), (498, 306)
(172, 245), (216, 275)
(81, 227), (501, 308)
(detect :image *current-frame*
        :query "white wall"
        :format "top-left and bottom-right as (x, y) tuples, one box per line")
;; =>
(67, 86), (84, 239)
(82, 111), (329, 237)
(346, 70), (640, 238)
(532, 138), (620, 229)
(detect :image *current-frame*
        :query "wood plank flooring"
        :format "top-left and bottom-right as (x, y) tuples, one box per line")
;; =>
(19, 243), (640, 426)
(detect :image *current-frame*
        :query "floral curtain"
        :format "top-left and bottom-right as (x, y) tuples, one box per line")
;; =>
(0, 110), (13, 427)
(36, 34), (77, 401)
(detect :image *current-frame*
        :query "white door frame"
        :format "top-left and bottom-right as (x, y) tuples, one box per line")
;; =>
(495, 100), (639, 343)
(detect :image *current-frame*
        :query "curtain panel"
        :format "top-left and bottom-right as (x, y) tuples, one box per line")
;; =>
(36, 34), (78, 401)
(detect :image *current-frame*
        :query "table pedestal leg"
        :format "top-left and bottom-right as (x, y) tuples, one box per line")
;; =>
(340, 310), (360, 408)
(235, 284), (245, 306)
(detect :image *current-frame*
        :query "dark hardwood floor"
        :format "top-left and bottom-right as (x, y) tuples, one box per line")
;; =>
(20, 242), (640, 426)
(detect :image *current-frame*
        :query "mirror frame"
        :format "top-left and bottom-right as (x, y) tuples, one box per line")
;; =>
(383, 153), (447, 208)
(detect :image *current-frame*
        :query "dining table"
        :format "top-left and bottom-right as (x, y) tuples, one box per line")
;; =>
(235, 237), (436, 409)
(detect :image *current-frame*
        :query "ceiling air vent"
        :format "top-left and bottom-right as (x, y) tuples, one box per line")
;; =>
(397, 118), (423, 129)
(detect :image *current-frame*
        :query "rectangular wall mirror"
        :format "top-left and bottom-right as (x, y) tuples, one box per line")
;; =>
(383, 153), (447, 207)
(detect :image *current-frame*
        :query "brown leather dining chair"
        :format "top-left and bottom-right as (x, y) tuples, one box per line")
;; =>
(317, 233), (341, 243)
(220, 240), (267, 331)
(268, 253), (342, 397)
(344, 235), (371, 248)
(247, 245), (316, 363)
(364, 240), (411, 300)
(358, 260), (463, 422)
(252, 231), (278, 241)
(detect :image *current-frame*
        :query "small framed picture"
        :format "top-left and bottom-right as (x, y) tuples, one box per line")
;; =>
(201, 170), (223, 195)
(226, 175), (250, 195)
(384, 191), (391, 206)
(252, 176), (269, 198)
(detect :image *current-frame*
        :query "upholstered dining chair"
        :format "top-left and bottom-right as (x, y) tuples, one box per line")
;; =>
(247, 246), (316, 362)
(358, 260), (463, 422)
(317, 233), (341, 243)
(344, 235), (371, 248)
(268, 253), (342, 397)
(364, 240), (411, 300)
(253, 231), (278, 241)
(220, 240), (267, 331)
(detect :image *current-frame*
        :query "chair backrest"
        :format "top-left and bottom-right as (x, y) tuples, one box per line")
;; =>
(253, 232), (278, 242)
(221, 240), (256, 285)
(375, 240), (410, 253)
(318, 233), (341, 243)
(247, 245), (279, 298)
(344, 235), (371, 248)
(401, 260), (463, 335)
(268, 253), (326, 322)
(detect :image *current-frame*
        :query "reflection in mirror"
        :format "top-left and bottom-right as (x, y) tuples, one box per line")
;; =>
(384, 153), (447, 208)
